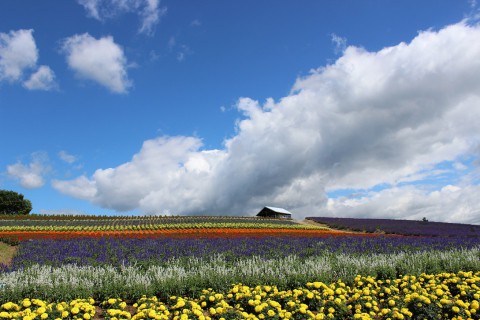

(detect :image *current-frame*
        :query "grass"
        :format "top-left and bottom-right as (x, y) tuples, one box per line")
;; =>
(0, 241), (17, 266)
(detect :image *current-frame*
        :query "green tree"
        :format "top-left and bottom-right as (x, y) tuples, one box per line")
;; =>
(0, 190), (32, 215)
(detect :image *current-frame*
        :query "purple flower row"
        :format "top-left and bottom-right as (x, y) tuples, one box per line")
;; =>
(4, 235), (480, 272)
(307, 217), (480, 236)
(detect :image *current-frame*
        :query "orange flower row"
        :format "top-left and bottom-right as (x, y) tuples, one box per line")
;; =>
(0, 228), (393, 241)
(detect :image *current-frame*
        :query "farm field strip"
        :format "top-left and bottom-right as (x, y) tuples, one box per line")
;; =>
(0, 222), (329, 232)
(1, 248), (480, 302)
(307, 216), (480, 236)
(0, 228), (359, 241)
(1, 270), (480, 320)
(0, 214), (299, 225)
(7, 236), (480, 271)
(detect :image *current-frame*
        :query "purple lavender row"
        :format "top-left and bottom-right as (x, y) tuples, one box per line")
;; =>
(307, 217), (480, 236)
(4, 236), (480, 272)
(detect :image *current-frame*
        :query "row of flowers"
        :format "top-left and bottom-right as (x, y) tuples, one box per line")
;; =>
(0, 216), (299, 228)
(0, 222), (326, 233)
(306, 217), (480, 237)
(0, 214), (291, 222)
(0, 228), (375, 241)
(1, 271), (479, 319)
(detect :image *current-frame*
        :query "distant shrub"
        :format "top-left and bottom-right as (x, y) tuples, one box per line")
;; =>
(0, 190), (32, 215)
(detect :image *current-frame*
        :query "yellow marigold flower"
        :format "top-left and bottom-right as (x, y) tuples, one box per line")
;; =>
(83, 313), (91, 320)
(267, 310), (275, 317)
(452, 306), (460, 313)
(176, 300), (186, 308)
(37, 307), (46, 314)
(1, 302), (13, 311)
(471, 300), (479, 310)
(71, 307), (80, 315)
(22, 300), (32, 308)
(61, 310), (69, 318)
(148, 309), (157, 318)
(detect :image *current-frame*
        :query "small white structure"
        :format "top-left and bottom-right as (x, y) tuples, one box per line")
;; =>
(256, 206), (292, 219)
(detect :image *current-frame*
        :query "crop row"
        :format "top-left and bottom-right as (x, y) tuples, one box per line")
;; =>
(0, 214), (296, 224)
(7, 236), (480, 272)
(0, 228), (344, 242)
(307, 217), (480, 236)
(1, 270), (480, 319)
(0, 222), (322, 232)
(1, 248), (480, 302)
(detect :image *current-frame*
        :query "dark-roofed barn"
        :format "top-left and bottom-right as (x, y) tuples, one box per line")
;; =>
(256, 206), (292, 219)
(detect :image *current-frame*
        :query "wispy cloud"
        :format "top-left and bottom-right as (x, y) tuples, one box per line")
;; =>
(55, 21), (480, 222)
(62, 33), (131, 93)
(77, 0), (166, 35)
(58, 151), (77, 164)
(190, 19), (202, 27)
(331, 33), (347, 54)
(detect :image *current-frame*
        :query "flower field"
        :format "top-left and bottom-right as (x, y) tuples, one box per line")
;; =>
(1, 271), (480, 319)
(306, 217), (480, 237)
(1, 215), (480, 319)
(0, 216), (331, 241)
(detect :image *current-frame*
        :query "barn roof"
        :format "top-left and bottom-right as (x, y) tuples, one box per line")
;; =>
(264, 206), (292, 215)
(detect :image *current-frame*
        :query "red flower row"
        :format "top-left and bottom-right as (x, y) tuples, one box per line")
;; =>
(0, 228), (394, 241)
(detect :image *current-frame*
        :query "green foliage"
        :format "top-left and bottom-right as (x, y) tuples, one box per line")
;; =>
(0, 190), (32, 215)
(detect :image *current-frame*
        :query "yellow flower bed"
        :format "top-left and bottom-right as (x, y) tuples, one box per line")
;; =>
(1, 271), (480, 319)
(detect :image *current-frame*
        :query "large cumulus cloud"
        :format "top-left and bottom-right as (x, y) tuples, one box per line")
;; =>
(54, 21), (480, 221)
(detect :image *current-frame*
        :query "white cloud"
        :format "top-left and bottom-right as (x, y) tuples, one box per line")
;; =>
(23, 65), (57, 91)
(54, 21), (480, 222)
(58, 151), (77, 164)
(325, 184), (480, 224)
(52, 176), (97, 200)
(77, 0), (166, 35)
(7, 153), (50, 189)
(62, 33), (131, 93)
(0, 29), (57, 90)
(0, 29), (38, 82)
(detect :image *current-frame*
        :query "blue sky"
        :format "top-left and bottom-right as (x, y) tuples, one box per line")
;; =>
(1, 0), (480, 222)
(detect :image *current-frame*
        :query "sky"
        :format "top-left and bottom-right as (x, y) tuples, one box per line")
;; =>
(1, 1), (480, 223)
